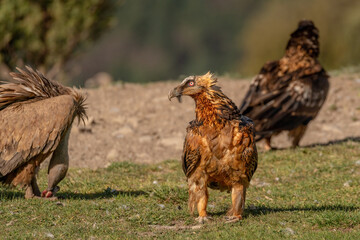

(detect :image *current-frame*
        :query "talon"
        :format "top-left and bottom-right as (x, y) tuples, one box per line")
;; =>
(225, 215), (242, 223)
(45, 191), (53, 198)
(41, 190), (48, 197)
(42, 190), (53, 198)
(195, 216), (212, 224)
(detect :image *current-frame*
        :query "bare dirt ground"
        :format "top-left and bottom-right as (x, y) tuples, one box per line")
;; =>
(68, 73), (360, 169)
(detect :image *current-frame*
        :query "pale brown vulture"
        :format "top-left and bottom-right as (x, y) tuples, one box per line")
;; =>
(0, 66), (86, 199)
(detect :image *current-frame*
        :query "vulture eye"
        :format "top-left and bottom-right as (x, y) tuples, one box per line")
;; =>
(188, 81), (195, 87)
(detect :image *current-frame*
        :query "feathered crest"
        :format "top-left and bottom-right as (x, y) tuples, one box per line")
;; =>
(196, 72), (218, 88)
(0, 66), (87, 124)
(286, 20), (319, 58)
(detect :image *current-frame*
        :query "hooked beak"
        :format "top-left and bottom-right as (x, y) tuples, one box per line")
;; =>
(168, 87), (182, 103)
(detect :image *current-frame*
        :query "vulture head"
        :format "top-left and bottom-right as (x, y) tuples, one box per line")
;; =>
(168, 72), (217, 102)
(286, 19), (320, 58)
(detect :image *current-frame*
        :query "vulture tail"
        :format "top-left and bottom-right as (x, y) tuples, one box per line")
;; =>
(0, 66), (87, 123)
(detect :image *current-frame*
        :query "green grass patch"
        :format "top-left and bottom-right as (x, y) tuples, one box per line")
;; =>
(1, 141), (360, 239)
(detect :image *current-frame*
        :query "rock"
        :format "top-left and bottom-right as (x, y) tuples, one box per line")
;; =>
(83, 116), (96, 126)
(250, 178), (271, 187)
(109, 107), (120, 113)
(158, 204), (165, 209)
(106, 149), (119, 160)
(139, 135), (152, 143)
(158, 137), (183, 150)
(45, 232), (54, 238)
(136, 152), (150, 161)
(85, 72), (113, 88)
(113, 126), (134, 136)
(355, 160), (360, 166)
(127, 117), (139, 128)
(282, 227), (295, 236)
(6, 220), (14, 226)
(112, 116), (126, 125)
(320, 125), (342, 134)
(343, 180), (352, 187)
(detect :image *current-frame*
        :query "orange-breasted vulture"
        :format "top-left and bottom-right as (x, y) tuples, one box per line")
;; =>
(0, 66), (86, 199)
(239, 20), (329, 150)
(168, 72), (258, 223)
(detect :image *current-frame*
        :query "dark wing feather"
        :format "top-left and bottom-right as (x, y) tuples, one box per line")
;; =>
(182, 127), (201, 178)
(0, 95), (76, 177)
(240, 62), (329, 140)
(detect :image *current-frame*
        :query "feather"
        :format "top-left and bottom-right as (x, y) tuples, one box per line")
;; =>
(170, 72), (258, 222)
(239, 20), (329, 148)
(0, 66), (87, 198)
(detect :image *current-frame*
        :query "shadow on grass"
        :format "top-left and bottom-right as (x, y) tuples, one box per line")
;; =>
(303, 136), (360, 148)
(266, 136), (360, 151)
(246, 204), (360, 217)
(209, 204), (360, 218)
(0, 189), (149, 200)
(59, 190), (149, 200)
(0, 190), (24, 200)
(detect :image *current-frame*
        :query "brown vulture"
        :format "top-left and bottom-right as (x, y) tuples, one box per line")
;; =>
(239, 20), (329, 150)
(169, 72), (258, 223)
(0, 66), (86, 199)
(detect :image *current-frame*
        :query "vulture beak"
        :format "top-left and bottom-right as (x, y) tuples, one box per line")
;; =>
(168, 87), (182, 103)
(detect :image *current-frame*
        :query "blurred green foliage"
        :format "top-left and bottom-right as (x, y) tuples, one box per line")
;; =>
(1, 0), (360, 83)
(0, 0), (117, 78)
(77, 0), (360, 83)
(76, 0), (264, 83)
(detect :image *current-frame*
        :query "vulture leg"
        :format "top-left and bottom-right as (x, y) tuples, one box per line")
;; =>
(288, 124), (307, 148)
(226, 184), (246, 223)
(42, 129), (70, 199)
(25, 175), (41, 199)
(188, 173), (211, 223)
(264, 136), (272, 151)
(25, 166), (41, 199)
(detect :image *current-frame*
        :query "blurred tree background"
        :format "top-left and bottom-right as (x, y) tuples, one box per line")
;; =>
(0, 0), (117, 81)
(1, 0), (360, 84)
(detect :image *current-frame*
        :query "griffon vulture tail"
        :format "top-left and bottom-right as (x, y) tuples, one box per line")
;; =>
(0, 66), (86, 199)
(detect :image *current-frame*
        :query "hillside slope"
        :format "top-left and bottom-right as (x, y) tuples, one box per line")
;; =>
(69, 73), (360, 169)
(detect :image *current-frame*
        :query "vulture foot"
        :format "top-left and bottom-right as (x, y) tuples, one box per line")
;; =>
(41, 186), (60, 199)
(225, 215), (242, 223)
(195, 216), (212, 224)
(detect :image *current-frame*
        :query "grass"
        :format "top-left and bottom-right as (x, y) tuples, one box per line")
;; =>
(1, 141), (360, 240)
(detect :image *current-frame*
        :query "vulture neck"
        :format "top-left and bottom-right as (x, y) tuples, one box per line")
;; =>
(193, 90), (238, 127)
(285, 47), (318, 59)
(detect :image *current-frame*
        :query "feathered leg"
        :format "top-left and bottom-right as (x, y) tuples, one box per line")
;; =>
(25, 167), (41, 198)
(5, 157), (41, 199)
(42, 129), (70, 199)
(226, 184), (246, 223)
(288, 124), (307, 148)
(188, 173), (211, 223)
(264, 136), (272, 151)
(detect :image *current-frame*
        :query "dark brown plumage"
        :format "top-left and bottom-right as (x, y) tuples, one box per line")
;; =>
(239, 20), (329, 150)
(169, 72), (258, 223)
(0, 66), (86, 199)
